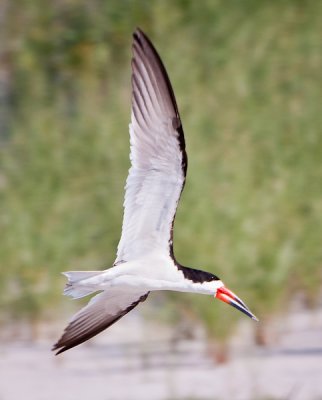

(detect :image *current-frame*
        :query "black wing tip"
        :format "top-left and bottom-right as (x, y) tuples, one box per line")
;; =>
(52, 338), (86, 355)
(132, 28), (162, 63)
(131, 27), (182, 119)
(51, 327), (84, 355)
(133, 27), (147, 42)
(132, 28), (144, 49)
(51, 340), (68, 355)
(51, 345), (62, 356)
(51, 330), (93, 356)
(131, 27), (187, 178)
(52, 348), (64, 356)
(132, 28), (155, 58)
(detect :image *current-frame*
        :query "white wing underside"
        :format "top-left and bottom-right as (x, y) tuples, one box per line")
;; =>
(115, 30), (187, 264)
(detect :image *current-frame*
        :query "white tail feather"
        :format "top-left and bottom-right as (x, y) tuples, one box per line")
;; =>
(63, 270), (103, 299)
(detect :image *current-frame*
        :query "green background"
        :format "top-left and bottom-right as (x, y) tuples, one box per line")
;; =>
(1, 0), (321, 343)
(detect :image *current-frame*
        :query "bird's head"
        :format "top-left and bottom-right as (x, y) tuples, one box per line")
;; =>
(215, 282), (258, 321)
(178, 266), (258, 321)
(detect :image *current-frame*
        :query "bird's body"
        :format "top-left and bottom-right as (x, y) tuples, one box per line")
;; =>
(53, 28), (257, 355)
(64, 253), (222, 296)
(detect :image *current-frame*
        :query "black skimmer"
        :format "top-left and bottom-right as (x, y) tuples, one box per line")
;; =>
(52, 28), (258, 355)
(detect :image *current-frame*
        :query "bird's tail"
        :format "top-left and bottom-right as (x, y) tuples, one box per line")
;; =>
(62, 270), (103, 299)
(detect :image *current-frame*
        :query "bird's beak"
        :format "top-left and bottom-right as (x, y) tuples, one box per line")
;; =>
(215, 286), (259, 321)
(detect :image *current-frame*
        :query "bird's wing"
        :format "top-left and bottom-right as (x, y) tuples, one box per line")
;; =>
(115, 29), (187, 264)
(52, 289), (149, 354)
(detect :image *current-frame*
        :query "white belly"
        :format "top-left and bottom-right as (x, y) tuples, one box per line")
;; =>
(73, 251), (219, 296)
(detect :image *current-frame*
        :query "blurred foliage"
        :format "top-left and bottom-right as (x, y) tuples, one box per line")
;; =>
(0, 0), (321, 340)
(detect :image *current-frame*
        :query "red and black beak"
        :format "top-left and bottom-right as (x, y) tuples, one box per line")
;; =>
(216, 286), (258, 321)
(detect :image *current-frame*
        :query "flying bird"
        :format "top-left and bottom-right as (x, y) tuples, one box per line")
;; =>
(53, 28), (258, 355)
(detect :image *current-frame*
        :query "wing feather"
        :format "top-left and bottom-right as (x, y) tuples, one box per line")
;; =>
(52, 289), (149, 354)
(115, 29), (187, 264)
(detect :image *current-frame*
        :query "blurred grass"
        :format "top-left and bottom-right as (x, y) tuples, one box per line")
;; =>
(0, 0), (321, 340)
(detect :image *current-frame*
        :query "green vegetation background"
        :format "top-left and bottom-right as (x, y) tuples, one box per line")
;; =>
(1, 0), (321, 341)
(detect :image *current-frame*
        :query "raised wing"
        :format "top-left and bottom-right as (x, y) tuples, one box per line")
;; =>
(115, 29), (187, 264)
(52, 288), (149, 354)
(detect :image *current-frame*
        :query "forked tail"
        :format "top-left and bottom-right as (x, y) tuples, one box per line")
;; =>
(63, 270), (103, 299)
